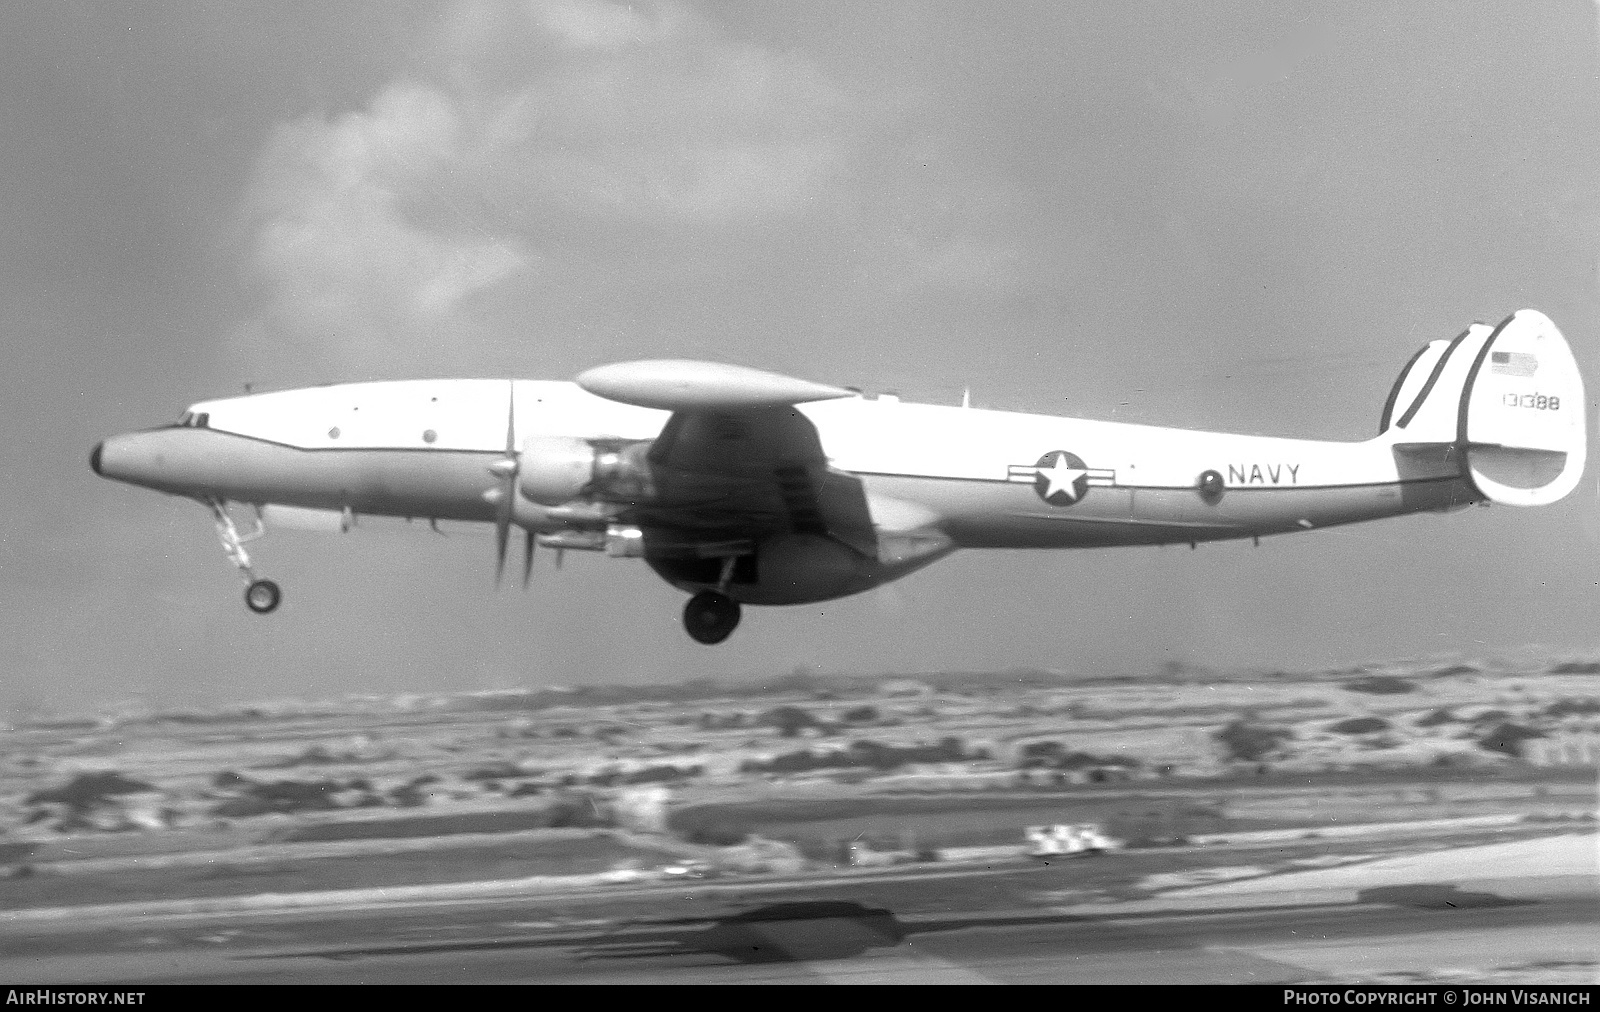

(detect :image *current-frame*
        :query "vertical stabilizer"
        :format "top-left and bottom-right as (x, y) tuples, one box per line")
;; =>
(1382, 324), (1494, 442)
(1460, 310), (1586, 506)
(1381, 310), (1585, 506)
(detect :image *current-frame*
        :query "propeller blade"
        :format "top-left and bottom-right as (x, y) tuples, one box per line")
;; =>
(495, 518), (509, 585)
(493, 381), (518, 586)
(503, 380), (517, 456)
(521, 531), (536, 588)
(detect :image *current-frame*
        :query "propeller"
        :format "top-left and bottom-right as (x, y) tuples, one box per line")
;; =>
(488, 381), (533, 587)
(521, 528), (535, 588)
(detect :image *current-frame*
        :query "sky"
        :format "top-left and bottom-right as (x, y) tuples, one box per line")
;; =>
(3, 1), (1599, 714)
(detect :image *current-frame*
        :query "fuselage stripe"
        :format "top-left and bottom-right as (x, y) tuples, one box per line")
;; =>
(163, 430), (1465, 497)
(847, 469), (1462, 492)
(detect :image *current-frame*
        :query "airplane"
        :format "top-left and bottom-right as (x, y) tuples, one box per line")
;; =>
(90, 309), (1585, 644)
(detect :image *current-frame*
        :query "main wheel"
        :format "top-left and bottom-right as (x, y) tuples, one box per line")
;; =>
(683, 590), (740, 644)
(245, 578), (282, 614)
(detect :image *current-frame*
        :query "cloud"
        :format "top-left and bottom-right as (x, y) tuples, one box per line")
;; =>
(416, 0), (873, 226)
(234, 0), (1021, 378)
(532, 0), (686, 51)
(239, 81), (534, 374)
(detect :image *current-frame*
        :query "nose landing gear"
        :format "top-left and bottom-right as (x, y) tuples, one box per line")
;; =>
(209, 499), (282, 614)
(683, 590), (740, 644)
(245, 578), (282, 614)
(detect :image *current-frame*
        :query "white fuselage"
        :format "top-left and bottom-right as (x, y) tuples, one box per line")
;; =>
(87, 309), (1583, 629)
(96, 378), (1474, 555)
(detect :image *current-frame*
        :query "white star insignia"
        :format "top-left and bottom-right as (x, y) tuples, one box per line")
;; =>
(1038, 454), (1088, 502)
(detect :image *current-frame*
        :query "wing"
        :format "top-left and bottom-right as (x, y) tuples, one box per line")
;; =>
(576, 361), (875, 558)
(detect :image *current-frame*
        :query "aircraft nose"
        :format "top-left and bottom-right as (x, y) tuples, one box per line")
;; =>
(89, 428), (219, 495)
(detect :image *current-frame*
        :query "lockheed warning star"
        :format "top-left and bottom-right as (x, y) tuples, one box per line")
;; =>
(91, 310), (1585, 644)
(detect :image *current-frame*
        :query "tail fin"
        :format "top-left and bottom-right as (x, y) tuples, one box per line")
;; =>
(1379, 310), (1586, 506)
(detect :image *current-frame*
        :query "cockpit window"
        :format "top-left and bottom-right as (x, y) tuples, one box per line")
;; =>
(177, 411), (211, 428)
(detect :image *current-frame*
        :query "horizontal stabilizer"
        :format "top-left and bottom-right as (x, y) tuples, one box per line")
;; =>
(577, 360), (853, 411)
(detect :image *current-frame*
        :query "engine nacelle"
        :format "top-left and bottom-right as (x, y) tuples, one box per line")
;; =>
(518, 436), (594, 506)
(518, 436), (652, 506)
(536, 524), (645, 557)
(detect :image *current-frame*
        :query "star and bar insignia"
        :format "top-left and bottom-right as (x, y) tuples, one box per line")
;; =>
(1006, 450), (1116, 506)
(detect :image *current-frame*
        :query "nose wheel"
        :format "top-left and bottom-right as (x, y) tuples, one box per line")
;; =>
(245, 579), (282, 614)
(208, 499), (282, 615)
(684, 590), (741, 644)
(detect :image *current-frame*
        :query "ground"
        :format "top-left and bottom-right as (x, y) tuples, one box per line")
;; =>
(1, 659), (1594, 909)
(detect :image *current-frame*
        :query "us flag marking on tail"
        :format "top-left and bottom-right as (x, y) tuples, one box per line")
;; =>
(1491, 351), (1538, 377)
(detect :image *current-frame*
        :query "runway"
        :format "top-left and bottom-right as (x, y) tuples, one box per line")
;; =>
(4, 832), (1594, 984)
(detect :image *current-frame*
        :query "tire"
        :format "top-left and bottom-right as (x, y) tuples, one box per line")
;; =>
(683, 590), (740, 644)
(245, 579), (282, 614)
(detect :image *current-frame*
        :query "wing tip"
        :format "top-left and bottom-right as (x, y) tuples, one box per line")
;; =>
(577, 359), (853, 411)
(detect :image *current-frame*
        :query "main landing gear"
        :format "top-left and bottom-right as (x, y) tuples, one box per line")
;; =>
(683, 555), (742, 644)
(209, 499), (282, 615)
(683, 591), (740, 645)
